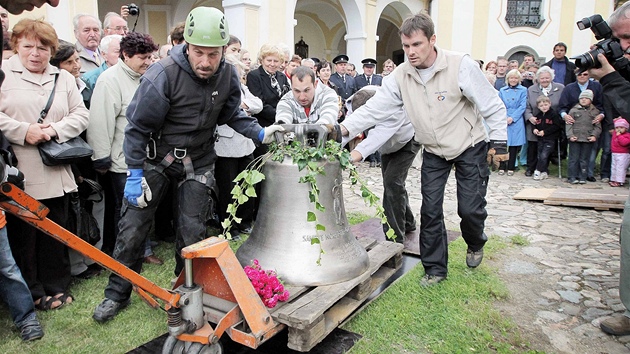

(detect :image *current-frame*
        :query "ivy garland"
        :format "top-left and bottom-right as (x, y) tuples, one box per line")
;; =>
(219, 140), (396, 257)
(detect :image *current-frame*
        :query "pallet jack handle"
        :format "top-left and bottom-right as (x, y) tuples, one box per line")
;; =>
(0, 182), (181, 310)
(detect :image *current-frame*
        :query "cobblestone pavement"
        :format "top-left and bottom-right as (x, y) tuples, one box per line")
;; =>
(342, 161), (630, 353)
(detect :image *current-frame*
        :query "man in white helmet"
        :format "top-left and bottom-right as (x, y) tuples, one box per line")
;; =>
(92, 7), (283, 323)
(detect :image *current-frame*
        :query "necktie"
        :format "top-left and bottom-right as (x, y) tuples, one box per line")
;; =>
(93, 53), (101, 66)
(342, 75), (346, 84)
(270, 74), (281, 96)
(367, 76), (371, 85)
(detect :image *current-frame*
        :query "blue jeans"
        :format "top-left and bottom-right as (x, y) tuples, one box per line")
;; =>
(535, 139), (556, 173)
(589, 129), (612, 179)
(568, 141), (593, 181)
(0, 226), (37, 328)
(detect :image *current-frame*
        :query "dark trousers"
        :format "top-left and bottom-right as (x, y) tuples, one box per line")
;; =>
(215, 155), (255, 230)
(568, 141), (593, 180)
(507, 146), (521, 171)
(381, 140), (421, 242)
(99, 172), (117, 256)
(420, 142), (489, 277)
(535, 139), (555, 173)
(526, 140), (538, 174)
(104, 168), (215, 302)
(7, 194), (71, 300)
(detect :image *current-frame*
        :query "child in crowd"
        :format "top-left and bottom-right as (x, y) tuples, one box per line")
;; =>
(610, 118), (630, 187)
(532, 95), (563, 180)
(565, 90), (601, 184)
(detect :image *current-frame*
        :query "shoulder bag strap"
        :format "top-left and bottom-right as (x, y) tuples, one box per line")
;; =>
(38, 73), (59, 123)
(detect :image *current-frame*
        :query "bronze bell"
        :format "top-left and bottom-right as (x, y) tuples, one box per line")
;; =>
(235, 125), (370, 286)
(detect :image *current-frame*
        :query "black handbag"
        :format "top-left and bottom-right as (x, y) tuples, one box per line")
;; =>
(37, 74), (93, 166)
(68, 192), (101, 246)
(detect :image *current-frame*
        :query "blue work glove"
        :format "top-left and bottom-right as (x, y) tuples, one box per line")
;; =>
(123, 169), (152, 208)
(258, 125), (286, 144)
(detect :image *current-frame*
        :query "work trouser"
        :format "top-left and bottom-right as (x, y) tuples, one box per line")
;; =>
(104, 167), (215, 303)
(621, 194), (630, 318)
(381, 139), (421, 242)
(420, 142), (489, 277)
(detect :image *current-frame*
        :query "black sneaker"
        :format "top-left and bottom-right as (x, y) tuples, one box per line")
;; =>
(466, 248), (484, 268)
(586, 176), (597, 182)
(93, 298), (130, 323)
(19, 320), (44, 341)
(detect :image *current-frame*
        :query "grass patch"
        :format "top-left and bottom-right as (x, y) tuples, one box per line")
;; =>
(510, 234), (530, 246)
(343, 237), (540, 353)
(0, 242), (176, 354)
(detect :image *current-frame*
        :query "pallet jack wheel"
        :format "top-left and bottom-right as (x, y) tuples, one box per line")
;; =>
(187, 342), (223, 354)
(162, 336), (223, 354)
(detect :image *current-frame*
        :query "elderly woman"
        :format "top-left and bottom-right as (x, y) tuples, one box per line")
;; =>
(524, 66), (565, 176)
(498, 69), (528, 175)
(50, 40), (90, 109)
(0, 19), (89, 310)
(86, 32), (159, 260)
(246, 43), (289, 156)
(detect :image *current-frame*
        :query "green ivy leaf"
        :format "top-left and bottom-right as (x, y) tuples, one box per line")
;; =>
(237, 194), (249, 204)
(307, 211), (316, 222)
(221, 219), (231, 230)
(316, 223), (326, 231)
(315, 202), (325, 212)
(385, 228), (396, 240)
(226, 203), (236, 213)
(310, 237), (320, 245)
(245, 186), (257, 197)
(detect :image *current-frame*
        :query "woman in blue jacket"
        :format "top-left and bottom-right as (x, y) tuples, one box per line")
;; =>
(498, 69), (528, 175)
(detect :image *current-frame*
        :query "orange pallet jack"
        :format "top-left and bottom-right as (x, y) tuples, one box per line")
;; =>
(0, 182), (285, 353)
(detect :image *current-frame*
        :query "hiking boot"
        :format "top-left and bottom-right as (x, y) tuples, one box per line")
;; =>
(600, 315), (630, 336)
(19, 320), (44, 341)
(419, 274), (446, 287)
(93, 298), (130, 323)
(466, 248), (484, 268)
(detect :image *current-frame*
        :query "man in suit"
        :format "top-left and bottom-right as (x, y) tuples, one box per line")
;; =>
(74, 14), (103, 74)
(355, 58), (383, 89)
(329, 54), (357, 101)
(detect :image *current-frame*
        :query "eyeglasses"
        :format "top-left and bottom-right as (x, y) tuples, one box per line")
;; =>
(108, 26), (128, 32)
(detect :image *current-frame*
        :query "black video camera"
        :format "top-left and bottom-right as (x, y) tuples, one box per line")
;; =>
(572, 14), (630, 76)
(127, 3), (140, 17)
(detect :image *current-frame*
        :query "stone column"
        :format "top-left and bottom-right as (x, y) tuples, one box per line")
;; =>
(223, 0), (262, 52)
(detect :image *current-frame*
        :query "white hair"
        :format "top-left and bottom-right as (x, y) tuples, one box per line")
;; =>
(73, 13), (102, 32)
(103, 12), (126, 30)
(535, 65), (555, 81)
(99, 34), (122, 54)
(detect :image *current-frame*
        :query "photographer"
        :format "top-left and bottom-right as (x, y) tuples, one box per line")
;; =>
(588, 1), (630, 336)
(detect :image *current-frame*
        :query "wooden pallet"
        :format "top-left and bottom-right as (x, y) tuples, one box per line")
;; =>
(543, 188), (628, 210)
(267, 238), (403, 352)
(513, 187), (629, 210)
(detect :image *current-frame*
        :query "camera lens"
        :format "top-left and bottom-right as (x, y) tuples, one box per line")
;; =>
(572, 47), (604, 70)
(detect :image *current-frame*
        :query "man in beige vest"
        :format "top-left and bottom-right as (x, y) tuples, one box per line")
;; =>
(340, 12), (507, 287)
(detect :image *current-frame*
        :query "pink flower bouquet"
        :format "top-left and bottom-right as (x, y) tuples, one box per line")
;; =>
(244, 259), (290, 308)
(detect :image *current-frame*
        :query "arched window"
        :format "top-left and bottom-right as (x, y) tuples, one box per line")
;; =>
(505, 0), (544, 28)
